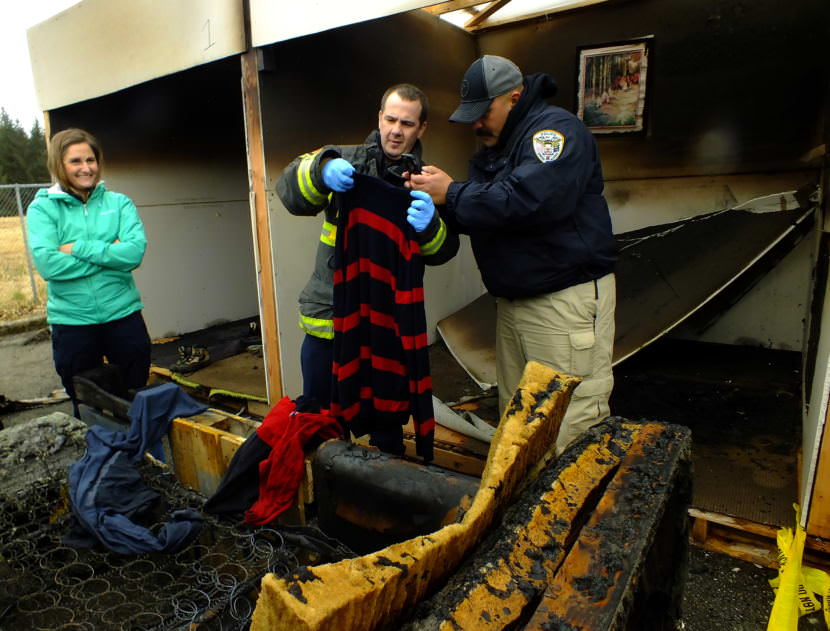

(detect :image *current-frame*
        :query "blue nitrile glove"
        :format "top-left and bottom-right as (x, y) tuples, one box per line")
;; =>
(322, 158), (355, 192)
(407, 190), (435, 233)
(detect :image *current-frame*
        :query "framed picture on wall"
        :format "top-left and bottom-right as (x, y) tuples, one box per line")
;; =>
(576, 38), (652, 134)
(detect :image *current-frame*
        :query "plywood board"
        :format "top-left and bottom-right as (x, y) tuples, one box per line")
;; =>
(692, 441), (794, 527)
(611, 338), (801, 529)
(169, 413), (246, 496)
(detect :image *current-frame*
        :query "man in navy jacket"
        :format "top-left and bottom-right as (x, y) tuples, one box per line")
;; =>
(409, 55), (617, 454)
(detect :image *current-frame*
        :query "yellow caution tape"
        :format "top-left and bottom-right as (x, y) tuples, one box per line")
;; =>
(825, 580), (830, 629)
(767, 505), (827, 630)
(802, 566), (830, 603)
(769, 525), (820, 617)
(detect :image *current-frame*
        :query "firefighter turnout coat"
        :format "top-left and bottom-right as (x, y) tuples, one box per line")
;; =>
(276, 130), (458, 340)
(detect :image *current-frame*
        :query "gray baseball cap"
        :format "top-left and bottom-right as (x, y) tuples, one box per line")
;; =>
(449, 55), (523, 123)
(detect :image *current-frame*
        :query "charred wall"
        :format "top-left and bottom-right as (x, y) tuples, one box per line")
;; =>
(478, 0), (827, 351)
(477, 0), (828, 180)
(47, 57), (246, 167)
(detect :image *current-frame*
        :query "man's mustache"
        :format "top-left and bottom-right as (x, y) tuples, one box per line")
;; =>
(475, 128), (494, 137)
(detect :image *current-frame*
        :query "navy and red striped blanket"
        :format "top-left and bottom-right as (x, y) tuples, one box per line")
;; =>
(329, 173), (435, 461)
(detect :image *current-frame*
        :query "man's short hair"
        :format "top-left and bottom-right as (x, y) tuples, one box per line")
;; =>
(380, 83), (429, 124)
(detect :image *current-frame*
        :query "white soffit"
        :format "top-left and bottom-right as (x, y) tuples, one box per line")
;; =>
(249, 0), (438, 47)
(28, 0), (245, 112)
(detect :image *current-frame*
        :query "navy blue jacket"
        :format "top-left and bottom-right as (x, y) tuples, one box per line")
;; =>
(445, 73), (617, 298)
(66, 383), (206, 554)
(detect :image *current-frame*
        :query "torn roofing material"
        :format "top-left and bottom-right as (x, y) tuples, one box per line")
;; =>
(437, 190), (816, 389)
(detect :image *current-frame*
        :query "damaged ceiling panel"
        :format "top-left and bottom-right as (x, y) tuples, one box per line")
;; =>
(425, 0), (611, 31)
(613, 191), (815, 364)
(438, 190), (817, 388)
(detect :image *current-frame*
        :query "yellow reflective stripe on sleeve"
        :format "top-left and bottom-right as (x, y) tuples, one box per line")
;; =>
(299, 314), (334, 339)
(420, 218), (447, 257)
(297, 154), (328, 205)
(320, 220), (337, 246)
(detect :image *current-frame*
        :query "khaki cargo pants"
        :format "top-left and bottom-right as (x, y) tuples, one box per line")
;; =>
(496, 273), (616, 454)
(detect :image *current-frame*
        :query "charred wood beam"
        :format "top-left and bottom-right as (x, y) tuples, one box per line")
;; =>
(402, 421), (691, 630)
(0, 391), (70, 416)
(464, 0), (512, 28)
(526, 422), (692, 630)
(402, 421), (638, 630)
(422, 0), (491, 16)
(73, 364), (132, 421)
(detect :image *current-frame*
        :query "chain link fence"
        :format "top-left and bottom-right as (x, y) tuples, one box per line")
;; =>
(0, 183), (47, 218)
(0, 183), (50, 312)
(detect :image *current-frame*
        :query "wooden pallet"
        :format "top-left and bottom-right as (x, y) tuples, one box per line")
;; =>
(168, 408), (255, 496)
(689, 507), (830, 572)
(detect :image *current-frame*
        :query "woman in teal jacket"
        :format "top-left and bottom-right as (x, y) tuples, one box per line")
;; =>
(27, 128), (151, 416)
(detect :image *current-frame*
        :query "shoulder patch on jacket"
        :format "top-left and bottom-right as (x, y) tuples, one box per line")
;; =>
(532, 129), (565, 163)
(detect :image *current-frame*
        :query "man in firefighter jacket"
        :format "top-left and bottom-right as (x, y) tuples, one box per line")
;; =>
(276, 83), (458, 409)
(409, 56), (617, 455)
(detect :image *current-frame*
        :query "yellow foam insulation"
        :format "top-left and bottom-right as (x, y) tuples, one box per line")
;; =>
(250, 361), (580, 631)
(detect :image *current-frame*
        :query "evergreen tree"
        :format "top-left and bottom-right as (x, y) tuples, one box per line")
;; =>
(26, 120), (49, 183)
(0, 109), (29, 184)
(0, 109), (49, 184)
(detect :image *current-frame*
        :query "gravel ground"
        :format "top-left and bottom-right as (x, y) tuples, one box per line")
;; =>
(684, 546), (828, 631)
(684, 546), (774, 630)
(0, 327), (823, 629)
(0, 327), (73, 428)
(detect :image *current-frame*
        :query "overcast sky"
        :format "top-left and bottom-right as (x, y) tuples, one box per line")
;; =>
(0, 1), (80, 129)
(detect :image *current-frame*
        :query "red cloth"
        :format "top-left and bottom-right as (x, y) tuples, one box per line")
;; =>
(244, 396), (342, 525)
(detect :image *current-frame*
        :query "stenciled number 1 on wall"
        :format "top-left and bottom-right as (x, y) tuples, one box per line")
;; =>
(576, 38), (652, 134)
